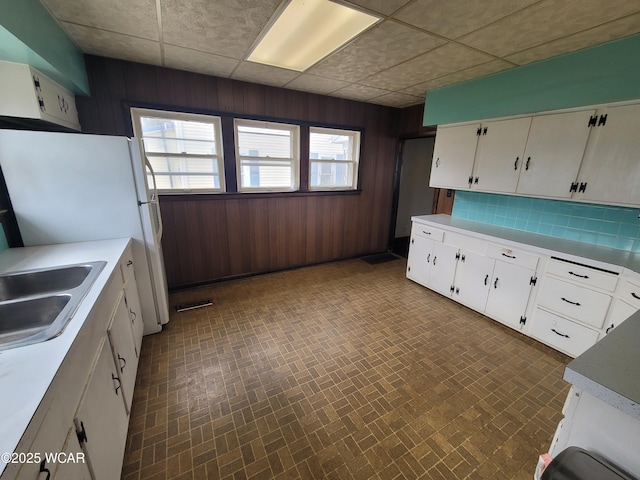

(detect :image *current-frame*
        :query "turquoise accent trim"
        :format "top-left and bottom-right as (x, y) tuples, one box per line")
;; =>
(0, 224), (8, 253)
(0, 0), (88, 94)
(424, 34), (640, 126)
(452, 191), (640, 252)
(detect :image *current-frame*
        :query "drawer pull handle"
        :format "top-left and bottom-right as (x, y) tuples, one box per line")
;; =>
(561, 297), (581, 306)
(501, 253), (516, 259)
(422, 230), (431, 235)
(631, 292), (640, 300)
(112, 373), (122, 396)
(494, 277), (499, 289)
(568, 271), (588, 279)
(606, 324), (615, 334)
(127, 260), (133, 266)
(433, 256), (437, 266)
(426, 254), (430, 263)
(484, 274), (489, 286)
(551, 328), (570, 338)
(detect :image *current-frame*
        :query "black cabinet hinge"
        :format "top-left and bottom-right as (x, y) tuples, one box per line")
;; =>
(587, 115), (597, 127)
(482, 127), (488, 135)
(32, 75), (41, 91)
(474, 176), (479, 184)
(579, 182), (587, 193)
(570, 182), (578, 193)
(76, 421), (88, 443)
(455, 252), (461, 260)
(530, 276), (537, 286)
(476, 127), (482, 136)
(450, 285), (455, 293)
(519, 316), (527, 325)
(598, 114), (607, 126)
(468, 176), (473, 185)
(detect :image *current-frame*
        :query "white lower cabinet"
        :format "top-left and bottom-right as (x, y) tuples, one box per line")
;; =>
(9, 243), (143, 480)
(485, 261), (535, 330)
(75, 338), (130, 480)
(406, 234), (436, 287)
(107, 292), (139, 413)
(452, 250), (493, 312)
(529, 309), (600, 358)
(427, 242), (459, 296)
(407, 218), (640, 358)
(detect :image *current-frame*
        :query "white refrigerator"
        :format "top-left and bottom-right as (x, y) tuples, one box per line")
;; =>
(0, 129), (169, 335)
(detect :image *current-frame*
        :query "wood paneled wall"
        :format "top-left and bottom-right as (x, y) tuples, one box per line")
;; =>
(77, 55), (402, 289)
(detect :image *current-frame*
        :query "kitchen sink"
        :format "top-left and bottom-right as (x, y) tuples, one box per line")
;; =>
(0, 261), (106, 351)
(0, 265), (95, 301)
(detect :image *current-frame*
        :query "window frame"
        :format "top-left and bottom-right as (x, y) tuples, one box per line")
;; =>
(233, 118), (300, 193)
(308, 126), (361, 191)
(131, 107), (226, 194)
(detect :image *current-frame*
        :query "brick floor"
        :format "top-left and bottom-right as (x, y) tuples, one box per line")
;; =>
(121, 257), (570, 479)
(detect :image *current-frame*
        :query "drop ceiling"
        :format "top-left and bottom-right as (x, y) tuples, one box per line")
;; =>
(40, 0), (640, 108)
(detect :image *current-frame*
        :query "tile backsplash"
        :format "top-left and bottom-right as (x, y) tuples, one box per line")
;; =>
(452, 191), (640, 252)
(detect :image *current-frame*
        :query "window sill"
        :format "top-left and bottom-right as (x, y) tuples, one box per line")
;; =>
(157, 189), (362, 202)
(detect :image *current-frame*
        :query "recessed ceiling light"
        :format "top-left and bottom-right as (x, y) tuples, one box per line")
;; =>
(247, 0), (381, 72)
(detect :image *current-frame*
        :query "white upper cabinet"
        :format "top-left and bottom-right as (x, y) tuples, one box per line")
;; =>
(516, 109), (595, 198)
(430, 123), (481, 189)
(473, 117), (531, 193)
(574, 103), (640, 206)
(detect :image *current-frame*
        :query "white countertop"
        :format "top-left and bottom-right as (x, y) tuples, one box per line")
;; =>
(0, 239), (130, 476)
(564, 310), (640, 421)
(412, 214), (640, 274)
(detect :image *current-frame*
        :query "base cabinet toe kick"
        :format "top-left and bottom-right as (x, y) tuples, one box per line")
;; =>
(407, 215), (640, 358)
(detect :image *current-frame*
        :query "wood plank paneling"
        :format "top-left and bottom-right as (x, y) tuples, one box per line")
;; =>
(77, 55), (407, 289)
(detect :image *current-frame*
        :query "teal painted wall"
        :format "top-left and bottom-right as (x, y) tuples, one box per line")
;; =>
(0, 0), (88, 94)
(0, 224), (8, 253)
(452, 191), (640, 252)
(424, 34), (640, 126)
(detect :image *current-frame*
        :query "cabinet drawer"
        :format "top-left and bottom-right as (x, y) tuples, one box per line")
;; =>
(546, 258), (618, 292)
(487, 244), (539, 270)
(538, 276), (612, 328)
(618, 278), (640, 310)
(411, 223), (444, 242)
(530, 308), (599, 357)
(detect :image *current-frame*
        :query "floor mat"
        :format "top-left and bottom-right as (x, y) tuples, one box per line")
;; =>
(361, 252), (401, 264)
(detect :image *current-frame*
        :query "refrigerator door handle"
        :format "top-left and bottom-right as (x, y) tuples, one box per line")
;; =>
(144, 157), (163, 242)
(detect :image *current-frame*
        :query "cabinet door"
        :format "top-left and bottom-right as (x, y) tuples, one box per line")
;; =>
(430, 123), (480, 189)
(122, 261), (144, 357)
(485, 261), (534, 329)
(603, 299), (637, 335)
(453, 251), (494, 312)
(577, 103), (640, 205)
(516, 110), (595, 198)
(75, 338), (129, 480)
(427, 242), (459, 296)
(51, 427), (92, 480)
(407, 235), (435, 287)
(473, 117), (531, 193)
(107, 292), (139, 413)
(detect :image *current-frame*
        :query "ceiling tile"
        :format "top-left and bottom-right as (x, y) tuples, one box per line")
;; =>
(307, 20), (445, 82)
(41, 0), (159, 40)
(161, 0), (281, 59)
(60, 23), (162, 65)
(369, 91), (423, 108)
(163, 45), (239, 77)
(284, 75), (350, 95)
(331, 84), (391, 102)
(459, 0), (640, 57)
(393, 0), (538, 39)
(360, 42), (495, 91)
(505, 14), (640, 65)
(345, 0), (412, 16)
(404, 59), (514, 94)
(231, 61), (300, 87)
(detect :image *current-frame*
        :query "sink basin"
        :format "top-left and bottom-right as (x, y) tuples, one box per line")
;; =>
(0, 295), (71, 345)
(0, 261), (106, 351)
(0, 265), (94, 301)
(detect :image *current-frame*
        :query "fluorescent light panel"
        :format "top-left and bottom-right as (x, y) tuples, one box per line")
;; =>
(248, 0), (380, 71)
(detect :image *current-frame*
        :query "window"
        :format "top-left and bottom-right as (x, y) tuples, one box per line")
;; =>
(309, 127), (360, 190)
(234, 119), (300, 192)
(131, 108), (225, 193)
